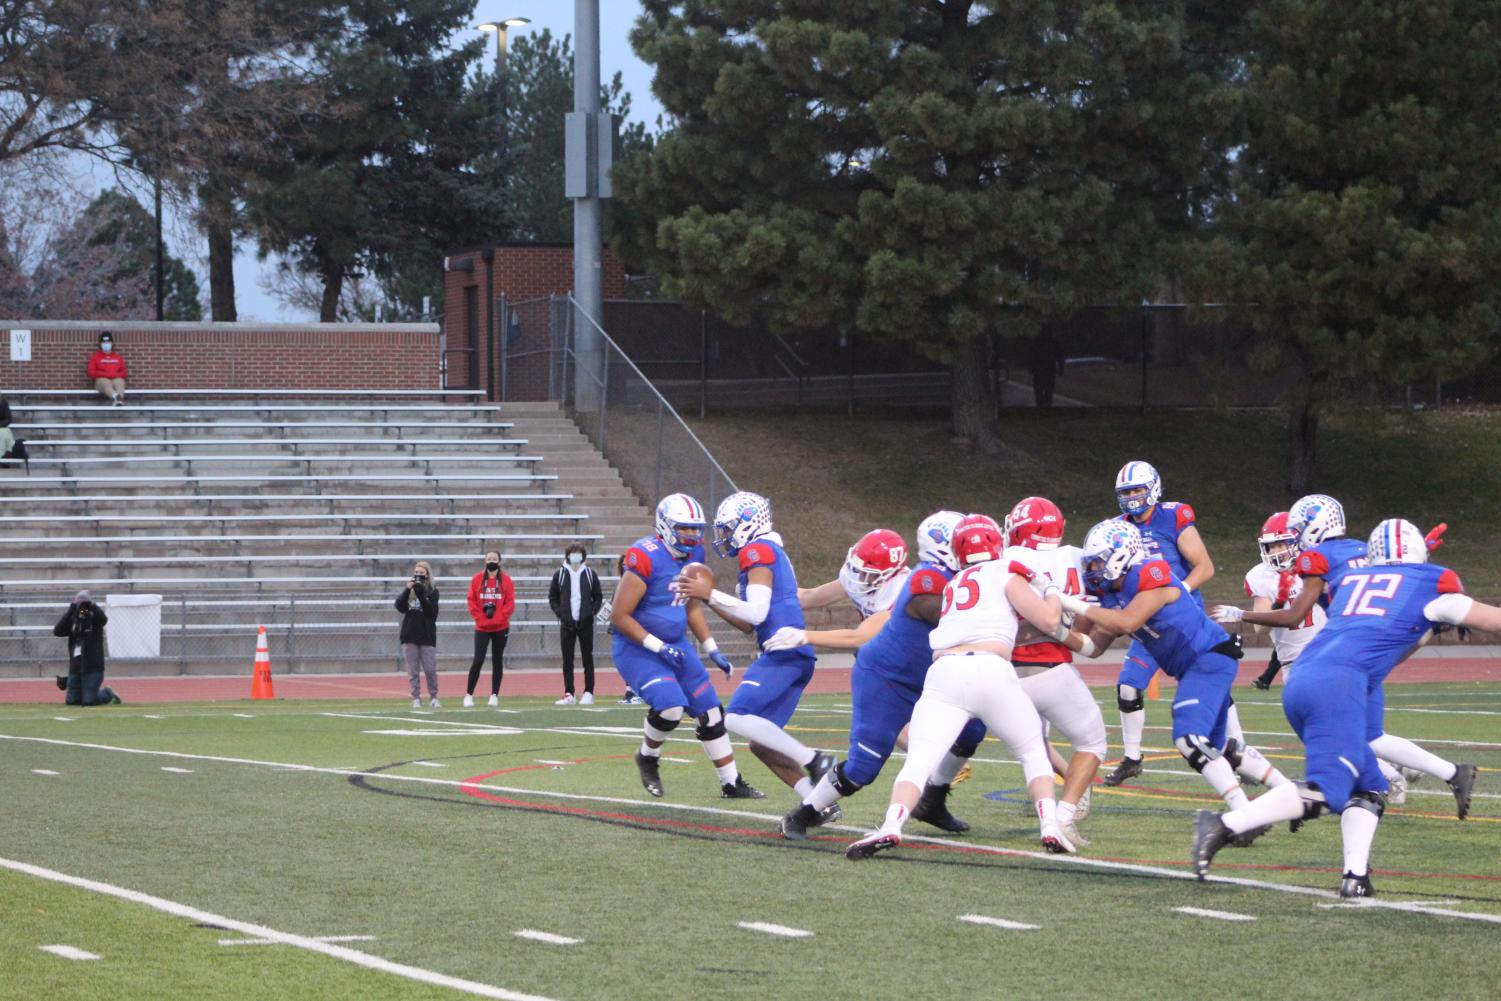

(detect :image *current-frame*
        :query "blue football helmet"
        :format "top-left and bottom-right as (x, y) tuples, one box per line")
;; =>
(1114, 460), (1162, 517)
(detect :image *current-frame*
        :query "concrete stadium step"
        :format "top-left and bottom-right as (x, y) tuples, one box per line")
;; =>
(0, 494), (577, 516)
(15, 421), (519, 440)
(25, 438), (530, 455)
(8, 554), (626, 581)
(0, 528), (606, 554)
(0, 513), (596, 535)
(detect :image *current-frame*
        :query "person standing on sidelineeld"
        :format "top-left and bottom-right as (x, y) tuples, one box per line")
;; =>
(464, 551), (513, 708)
(550, 543), (603, 705)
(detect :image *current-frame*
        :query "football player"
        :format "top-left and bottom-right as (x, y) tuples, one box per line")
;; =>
(1195, 519), (1500, 897)
(771, 513), (984, 839)
(794, 527), (912, 648)
(1211, 496), (1475, 817)
(999, 496), (1107, 844)
(609, 493), (763, 801)
(1062, 520), (1289, 812)
(845, 514), (1075, 860)
(673, 491), (834, 800)
(1103, 461), (1216, 787)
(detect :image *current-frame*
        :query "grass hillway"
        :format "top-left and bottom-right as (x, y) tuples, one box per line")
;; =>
(690, 408), (1501, 603)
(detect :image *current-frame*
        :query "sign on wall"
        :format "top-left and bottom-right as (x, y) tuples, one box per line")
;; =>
(9, 328), (30, 361)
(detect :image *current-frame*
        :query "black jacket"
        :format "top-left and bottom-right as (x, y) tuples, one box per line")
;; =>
(0, 398), (11, 428)
(54, 603), (108, 672)
(549, 563), (602, 628)
(395, 584), (440, 646)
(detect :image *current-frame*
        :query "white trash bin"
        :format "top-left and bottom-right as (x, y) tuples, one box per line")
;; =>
(105, 594), (163, 658)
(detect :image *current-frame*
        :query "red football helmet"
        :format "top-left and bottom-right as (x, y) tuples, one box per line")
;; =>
(1258, 512), (1299, 572)
(843, 529), (909, 597)
(953, 513), (1004, 565)
(1004, 496), (1065, 551)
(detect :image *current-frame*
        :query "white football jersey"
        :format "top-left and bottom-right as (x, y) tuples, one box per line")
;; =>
(929, 559), (1021, 652)
(839, 564), (911, 619)
(1243, 562), (1327, 664)
(1003, 545), (1085, 649)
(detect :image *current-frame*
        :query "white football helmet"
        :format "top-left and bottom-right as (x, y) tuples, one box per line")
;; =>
(1288, 494), (1346, 549)
(916, 510), (964, 572)
(654, 493), (706, 559)
(1367, 518), (1428, 566)
(712, 491), (772, 557)
(1115, 460), (1162, 516)
(1082, 519), (1146, 593)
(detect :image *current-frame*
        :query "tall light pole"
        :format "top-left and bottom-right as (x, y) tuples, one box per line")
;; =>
(568, 0), (606, 411)
(477, 17), (530, 158)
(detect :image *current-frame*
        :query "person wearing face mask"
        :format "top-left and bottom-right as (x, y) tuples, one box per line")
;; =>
(549, 543), (602, 705)
(395, 560), (441, 709)
(87, 331), (130, 406)
(464, 550), (514, 707)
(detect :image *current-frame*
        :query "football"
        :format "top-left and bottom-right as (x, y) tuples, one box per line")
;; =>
(679, 561), (715, 589)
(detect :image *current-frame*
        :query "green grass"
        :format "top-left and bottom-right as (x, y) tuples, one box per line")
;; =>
(688, 407), (1501, 601)
(1, 688), (1498, 1000)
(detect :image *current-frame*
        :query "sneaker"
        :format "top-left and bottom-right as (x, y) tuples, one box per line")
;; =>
(488, 693), (499, 707)
(634, 751), (664, 798)
(1102, 756), (1143, 787)
(55, 675), (67, 692)
(1040, 822), (1076, 854)
(463, 694), (474, 709)
(411, 697), (422, 709)
(1338, 871), (1375, 899)
(1386, 769), (1407, 806)
(845, 829), (901, 860)
(1191, 809), (1235, 880)
(779, 803), (822, 840)
(555, 693), (576, 706)
(804, 751), (835, 786)
(1074, 786), (1092, 822)
(579, 692), (594, 706)
(912, 782), (971, 833)
(618, 691), (643, 705)
(112, 396), (123, 407)
(721, 775), (766, 800)
(1448, 763), (1477, 820)
(430, 698), (440, 709)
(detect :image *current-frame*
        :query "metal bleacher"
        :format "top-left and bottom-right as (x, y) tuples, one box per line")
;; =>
(0, 392), (651, 678)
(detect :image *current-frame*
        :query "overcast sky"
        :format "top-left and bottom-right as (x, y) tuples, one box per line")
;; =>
(75, 1), (666, 323)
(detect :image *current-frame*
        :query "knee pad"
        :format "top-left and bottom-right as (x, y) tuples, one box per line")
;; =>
(831, 760), (867, 797)
(1117, 684), (1144, 714)
(1174, 734), (1222, 773)
(647, 706), (684, 732)
(1222, 737), (1244, 770)
(1344, 790), (1386, 818)
(695, 704), (726, 741)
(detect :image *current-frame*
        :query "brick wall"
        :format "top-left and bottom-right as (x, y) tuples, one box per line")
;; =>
(441, 243), (627, 396)
(0, 322), (440, 390)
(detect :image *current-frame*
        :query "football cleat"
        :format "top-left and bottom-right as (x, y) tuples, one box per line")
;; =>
(845, 829), (901, 861)
(1338, 871), (1375, 899)
(912, 782), (971, 833)
(1448, 763), (1477, 820)
(1228, 823), (1271, 848)
(634, 751), (664, 798)
(805, 751), (836, 786)
(779, 803), (822, 841)
(1060, 820), (1090, 848)
(1040, 822), (1076, 855)
(1386, 770), (1408, 806)
(720, 775), (766, 800)
(952, 761), (973, 786)
(1191, 810), (1235, 880)
(1102, 756), (1143, 787)
(1074, 786), (1091, 822)
(1250, 676), (1272, 692)
(813, 803), (843, 827)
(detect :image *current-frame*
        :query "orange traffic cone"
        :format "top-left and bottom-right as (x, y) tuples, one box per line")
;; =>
(251, 625), (276, 700)
(1146, 671), (1161, 701)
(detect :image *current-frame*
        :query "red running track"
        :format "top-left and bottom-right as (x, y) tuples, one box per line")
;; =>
(2, 658), (1498, 705)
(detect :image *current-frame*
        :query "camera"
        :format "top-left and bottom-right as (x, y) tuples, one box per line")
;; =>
(483, 602), (497, 617)
(77, 602), (93, 618)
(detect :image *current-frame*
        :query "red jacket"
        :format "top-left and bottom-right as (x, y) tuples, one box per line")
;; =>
(87, 350), (129, 380)
(467, 570), (514, 631)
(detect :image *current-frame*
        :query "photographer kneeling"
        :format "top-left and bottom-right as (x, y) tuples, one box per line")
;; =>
(53, 591), (122, 706)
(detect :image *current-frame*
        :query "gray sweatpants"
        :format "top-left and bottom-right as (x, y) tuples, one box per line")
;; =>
(402, 643), (438, 699)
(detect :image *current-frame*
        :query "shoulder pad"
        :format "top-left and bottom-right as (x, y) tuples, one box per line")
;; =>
(1437, 569), (1465, 594)
(740, 542), (776, 571)
(1174, 503), (1196, 530)
(1296, 550), (1331, 577)
(910, 567), (948, 596)
(1137, 560), (1173, 591)
(623, 547), (654, 578)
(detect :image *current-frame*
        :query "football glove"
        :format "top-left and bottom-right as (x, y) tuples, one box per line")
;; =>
(1211, 604), (1245, 624)
(1425, 523), (1447, 552)
(708, 650), (734, 677)
(763, 625), (807, 652)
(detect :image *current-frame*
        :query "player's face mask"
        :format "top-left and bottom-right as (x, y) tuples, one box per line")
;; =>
(673, 524), (703, 550)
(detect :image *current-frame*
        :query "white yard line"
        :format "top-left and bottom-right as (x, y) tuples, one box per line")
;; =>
(1173, 906), (1257, 922)
(412, 761), (446, 768)
(957, 914), (1039, 930)
(220, 935), (376, 946)
(736, 921), (813, 939)
(4, 731), (1499, 927)
(53, 717), (74, 722)
(161, 767), (194, 774)
(31, 769), (60, 776)
(513, 930), (582, 946)
(39, 944), (100, 960)
(1, 857), (558, 1001)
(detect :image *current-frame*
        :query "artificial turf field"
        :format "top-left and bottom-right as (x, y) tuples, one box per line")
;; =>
(2, 683), (1498, 1001)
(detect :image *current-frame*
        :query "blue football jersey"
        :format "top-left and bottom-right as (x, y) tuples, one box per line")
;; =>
(1298, 563), (1465, 685)
(1118, 502), (1202, 606)
(856, 563), (952, 686)
(1296, 536), (1369, 608)
(738, 535), (813, 656)
(1097, 558), (1229, 678)
(621, 534), (703, 643)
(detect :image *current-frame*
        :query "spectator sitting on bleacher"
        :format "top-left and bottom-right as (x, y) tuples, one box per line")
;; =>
(396, 560), (440, 709)
(87, 330), (129, 406)
(0, 393), (12, 455)
(52, 591), (122, 706)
